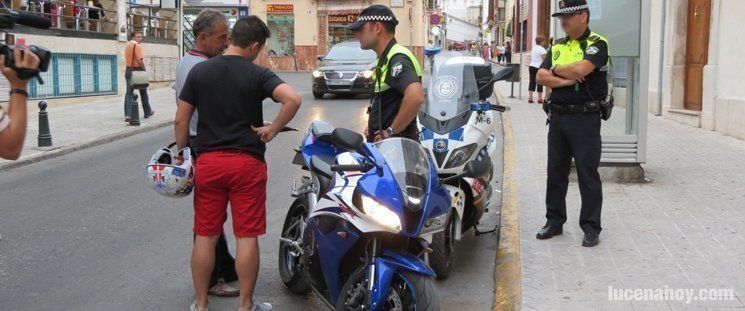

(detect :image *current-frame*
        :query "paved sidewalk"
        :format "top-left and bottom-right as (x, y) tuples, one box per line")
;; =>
(495, 82), (745, 310)
(0, 87), (177, 171)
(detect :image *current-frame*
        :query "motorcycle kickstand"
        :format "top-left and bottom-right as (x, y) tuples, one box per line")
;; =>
(474, 222), (498, 235)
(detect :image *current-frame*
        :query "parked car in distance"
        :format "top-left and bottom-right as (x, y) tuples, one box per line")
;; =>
(312, 41), (377, 99)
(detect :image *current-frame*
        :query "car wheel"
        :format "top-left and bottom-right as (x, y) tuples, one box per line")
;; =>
(313, 91), (324, 99)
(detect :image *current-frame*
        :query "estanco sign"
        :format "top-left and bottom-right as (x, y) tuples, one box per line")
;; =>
(328, 13), (359, 24)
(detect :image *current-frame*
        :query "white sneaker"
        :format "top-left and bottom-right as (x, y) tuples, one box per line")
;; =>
(190, 302), (208, 311)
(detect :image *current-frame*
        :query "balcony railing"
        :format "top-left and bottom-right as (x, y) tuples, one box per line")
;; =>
(11, 3), (177, 39)
(21, 1), (117, 33)
(127, 9), (177, 39)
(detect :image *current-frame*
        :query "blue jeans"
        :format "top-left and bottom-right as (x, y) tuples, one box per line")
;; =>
(124, 72), (152, 118)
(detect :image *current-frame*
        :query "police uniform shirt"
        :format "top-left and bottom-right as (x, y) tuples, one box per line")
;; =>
(540, 28), (609, 105)
(368, 39), (422, 132)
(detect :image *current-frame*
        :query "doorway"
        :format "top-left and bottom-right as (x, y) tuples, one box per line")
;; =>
(683, 0), (711, 111)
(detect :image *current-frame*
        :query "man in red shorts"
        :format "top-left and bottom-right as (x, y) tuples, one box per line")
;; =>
(174, 15), (301, 311)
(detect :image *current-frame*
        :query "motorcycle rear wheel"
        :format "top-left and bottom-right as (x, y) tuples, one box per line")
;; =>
(278, 196), (312, 294)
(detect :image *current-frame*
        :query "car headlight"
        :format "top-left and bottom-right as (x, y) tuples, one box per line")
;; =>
(361, 70), (373, 79)
(419, 211), (450, 235)
(362, 196), (402, 231)
(445, 143), (478, 168)
(312, 70), (323, 78)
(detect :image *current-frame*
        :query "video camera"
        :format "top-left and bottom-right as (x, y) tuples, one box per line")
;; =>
(0, 10), (53, 84)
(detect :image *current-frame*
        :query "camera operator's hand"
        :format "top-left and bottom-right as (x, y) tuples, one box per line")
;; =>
(0, 45), (41, 88)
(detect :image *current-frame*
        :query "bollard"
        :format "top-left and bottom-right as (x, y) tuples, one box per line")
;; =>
(37, 101), (52, 147)
(129, 93), (141, 126)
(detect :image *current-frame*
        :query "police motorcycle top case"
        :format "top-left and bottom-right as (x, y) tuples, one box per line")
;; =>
(416, 52), (512, 278)
(279, 120), (473, 310)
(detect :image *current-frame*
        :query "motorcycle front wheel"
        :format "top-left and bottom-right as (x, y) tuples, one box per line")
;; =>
(278, 196), (312, 294)
(335, 265), (439, 311)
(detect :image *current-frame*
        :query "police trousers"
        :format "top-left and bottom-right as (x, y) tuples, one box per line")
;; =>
(545, 111), (603, 234)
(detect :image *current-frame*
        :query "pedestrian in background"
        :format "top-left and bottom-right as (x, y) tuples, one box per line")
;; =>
(497, 44), (506, 64)
(124, 31), (153, 122)
(174, 9), (239, 298)
(175, 16), (301, 311)
(0, 46), (42, 160)
(528, 35), (548, 104)
(504, 40), (512, 63)
(87, 0), (105, 31)
(481, 42), (491, 61)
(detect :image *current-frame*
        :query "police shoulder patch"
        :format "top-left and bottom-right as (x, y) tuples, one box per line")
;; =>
(553, 50), (561, 60)
(391, 62), (403, 78)
(586, 46), (600, 55)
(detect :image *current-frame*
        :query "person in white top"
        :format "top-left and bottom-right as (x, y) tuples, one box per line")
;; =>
(497, 45), (506, 64)
(528, 35), (548, 103)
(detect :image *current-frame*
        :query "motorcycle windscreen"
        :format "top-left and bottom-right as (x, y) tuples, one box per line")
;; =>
(374, 138), (431, 211)
(420, 53), (481, 134)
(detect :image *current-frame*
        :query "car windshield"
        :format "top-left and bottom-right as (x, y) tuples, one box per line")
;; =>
(324, 44), (377, 61)
(374, 138), (431, 207)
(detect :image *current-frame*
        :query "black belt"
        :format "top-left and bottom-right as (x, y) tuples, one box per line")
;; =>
(549, 102), (600, 114)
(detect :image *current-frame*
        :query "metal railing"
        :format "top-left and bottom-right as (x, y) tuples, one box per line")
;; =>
(12, 2), (178, 39)
(21, 1), (117, 33)
(127, 9), (177, 39)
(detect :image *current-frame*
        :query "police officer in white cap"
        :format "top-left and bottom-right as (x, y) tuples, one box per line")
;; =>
(536, 0), (612, 247)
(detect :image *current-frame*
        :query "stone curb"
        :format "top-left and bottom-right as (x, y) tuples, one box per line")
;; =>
(492, 87), (522, 311)
(0, 120), (173, 172)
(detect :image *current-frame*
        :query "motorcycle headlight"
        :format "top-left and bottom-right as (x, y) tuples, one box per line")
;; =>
(362, 196), (402, 231)
(419, 211), (450, 235)
(312, 70), (323, 78)
(445, 143), (478, 168)
(361, 70), (374, 79)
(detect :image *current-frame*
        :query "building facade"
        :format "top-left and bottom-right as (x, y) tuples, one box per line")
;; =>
(649, 0), (745, 140)
(250, 0), (426, 71)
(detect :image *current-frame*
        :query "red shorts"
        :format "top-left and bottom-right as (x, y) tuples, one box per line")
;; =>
(193, 150), (267, 237)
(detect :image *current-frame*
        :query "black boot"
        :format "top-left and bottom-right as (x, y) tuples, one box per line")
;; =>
(582, 233), (599, 247)
(536, 224), (563, 240)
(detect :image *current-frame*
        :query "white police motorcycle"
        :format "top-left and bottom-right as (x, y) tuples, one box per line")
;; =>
(417, 52), (513, 278)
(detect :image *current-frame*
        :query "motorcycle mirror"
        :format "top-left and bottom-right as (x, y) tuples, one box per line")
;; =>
(477, 66), (515, 93)
(464, 160), (489, 178)
(331, 128), (364, 154)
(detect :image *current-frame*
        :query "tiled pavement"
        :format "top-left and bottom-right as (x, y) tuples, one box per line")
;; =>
(496, 82), (745, 310)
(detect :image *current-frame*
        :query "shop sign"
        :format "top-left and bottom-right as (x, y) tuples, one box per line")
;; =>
(328, 13), (359, 24)
(267, 4), (293, 13)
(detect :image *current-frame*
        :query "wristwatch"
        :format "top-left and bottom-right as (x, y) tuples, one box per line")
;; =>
(385, 127), (395, 138)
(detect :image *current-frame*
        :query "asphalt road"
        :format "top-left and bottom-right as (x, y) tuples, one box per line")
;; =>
(0, 73), (503, 311)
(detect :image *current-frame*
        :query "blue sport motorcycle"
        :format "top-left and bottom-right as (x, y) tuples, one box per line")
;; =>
(278, 121), (489, 310)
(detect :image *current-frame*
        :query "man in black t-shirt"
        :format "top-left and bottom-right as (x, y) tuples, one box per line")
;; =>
(175, 16), (301, 311)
